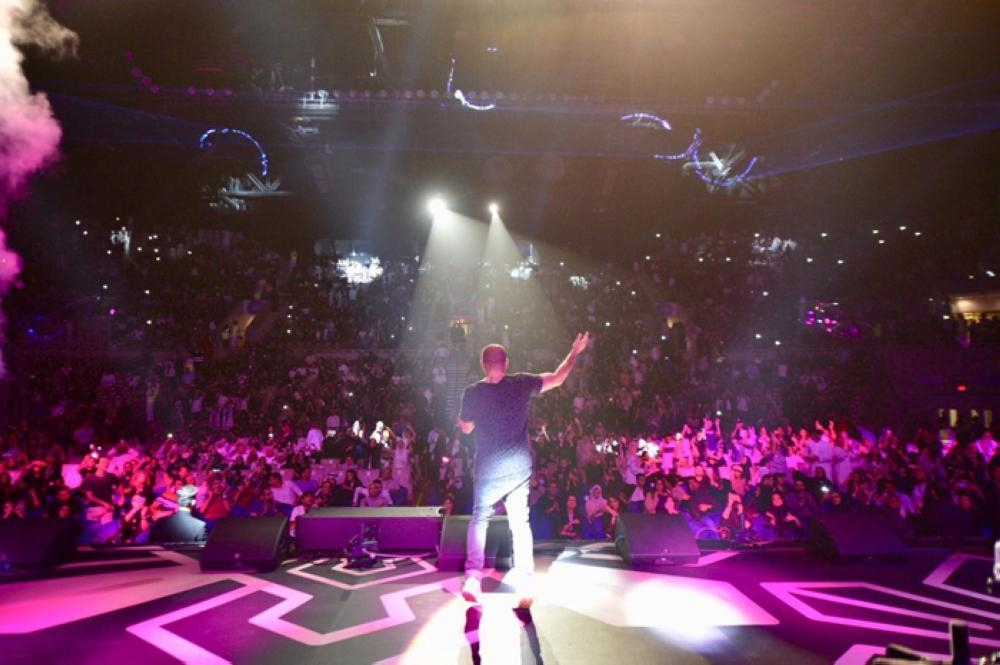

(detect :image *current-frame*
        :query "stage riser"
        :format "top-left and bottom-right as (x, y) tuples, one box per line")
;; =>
(297, 507), (444, 552)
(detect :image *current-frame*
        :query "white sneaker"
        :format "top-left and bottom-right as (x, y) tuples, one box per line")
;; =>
(462, 576), (482, 603)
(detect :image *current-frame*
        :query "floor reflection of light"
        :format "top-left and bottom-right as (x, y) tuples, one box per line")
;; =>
(399, 561), (777, 663)
(394, 594), (468, 665)
(545, 560), (777, 634)
(624, 579), (753, 628)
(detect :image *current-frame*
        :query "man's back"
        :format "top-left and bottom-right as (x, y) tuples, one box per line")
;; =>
(460, 373), (542, 480)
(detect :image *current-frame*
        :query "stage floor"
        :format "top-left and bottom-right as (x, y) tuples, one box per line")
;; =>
(0, 543), (996, 664)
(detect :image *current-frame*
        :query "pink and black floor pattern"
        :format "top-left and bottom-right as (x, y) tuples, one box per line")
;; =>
(0, 544), (995, 664)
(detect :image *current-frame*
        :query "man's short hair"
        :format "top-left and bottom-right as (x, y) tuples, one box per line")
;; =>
(481, 344), (508, 370)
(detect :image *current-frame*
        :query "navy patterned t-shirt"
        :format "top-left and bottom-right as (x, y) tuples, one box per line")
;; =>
(459, 372), (543, 482)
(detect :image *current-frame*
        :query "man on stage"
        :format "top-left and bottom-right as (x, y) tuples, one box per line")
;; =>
(459, 333), (590, 607)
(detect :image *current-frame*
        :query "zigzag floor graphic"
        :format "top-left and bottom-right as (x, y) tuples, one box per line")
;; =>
(1, 547), (996, 664)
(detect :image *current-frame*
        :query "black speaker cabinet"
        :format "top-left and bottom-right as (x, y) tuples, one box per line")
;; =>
(0, 519), (77, 575)
(151, 510), (207, 545)
(200, 516), (288, 572)
(437, 515), (513, 571)
(614, 513), (700, 566)
(808, 510), (908, 560)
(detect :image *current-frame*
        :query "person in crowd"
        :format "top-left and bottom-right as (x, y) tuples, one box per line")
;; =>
(316, 479), (337, 507)
(583, 484), (610, 539)
(121, 494), (154, 544)
(289, 491), (317, 538)
(268, 471), (301, 515)
(763, 492), (802, 540)
(250, 487), (283, 517)
(819, 489), (850, 514)
(685, 474), (721, 531)
(81, 457), (121, 544)
(392, 429), (414, 492)
(786, 476), (818, 530)
(642, 488), (661, 515)
(198, 474), (232, 529)
(559, 494), (583, 539)
(354, 478), (393, 507)
(379, 466), (408, 506)
(294, 467), (319, 495)
(47, 485), (79, 520)
(627, 473), (646, 513)
(231, 476), (262, 517)
(719, 494), (752, 542)
(532, 481), (562, 539)
(604, 495), (622, 537)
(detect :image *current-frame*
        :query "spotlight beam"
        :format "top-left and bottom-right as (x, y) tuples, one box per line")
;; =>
(427, 197), (446, 216)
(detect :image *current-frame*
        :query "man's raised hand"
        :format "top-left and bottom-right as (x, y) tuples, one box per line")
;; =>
(571, 332), (591, 355)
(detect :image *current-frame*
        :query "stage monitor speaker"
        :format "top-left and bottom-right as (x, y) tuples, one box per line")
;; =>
(0, 519), (76, 575)
(437, 515), (513, 571)
(297, 507), (444, 553)
(200, 516), (288, 572)
(151, 510), (206, 545)
(808, 510), (908, 560)
(614, 513), (700, 566)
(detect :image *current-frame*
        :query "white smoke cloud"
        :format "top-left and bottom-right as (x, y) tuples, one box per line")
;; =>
(0, 0), (77, 375)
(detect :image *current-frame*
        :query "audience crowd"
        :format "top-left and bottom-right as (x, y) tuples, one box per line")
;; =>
(2, 215), (998, 550)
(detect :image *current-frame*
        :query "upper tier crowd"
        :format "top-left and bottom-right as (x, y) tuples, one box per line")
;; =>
(9, 213), (999, 358)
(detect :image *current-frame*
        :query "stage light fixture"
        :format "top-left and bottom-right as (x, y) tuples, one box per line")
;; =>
(488, 202), (499, 215)
(427, 197), (446, 216)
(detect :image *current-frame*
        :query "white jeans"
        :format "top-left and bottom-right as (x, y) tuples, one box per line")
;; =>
(466, 475), (533, 580)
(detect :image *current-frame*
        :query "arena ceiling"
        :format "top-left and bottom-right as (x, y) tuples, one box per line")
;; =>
(20, 1), (1000, 251)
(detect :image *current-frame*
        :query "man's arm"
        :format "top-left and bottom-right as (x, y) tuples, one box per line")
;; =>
(458, 384), (475, 434)
(85, 490), (114, 510)
(540, 332), (590, 393)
